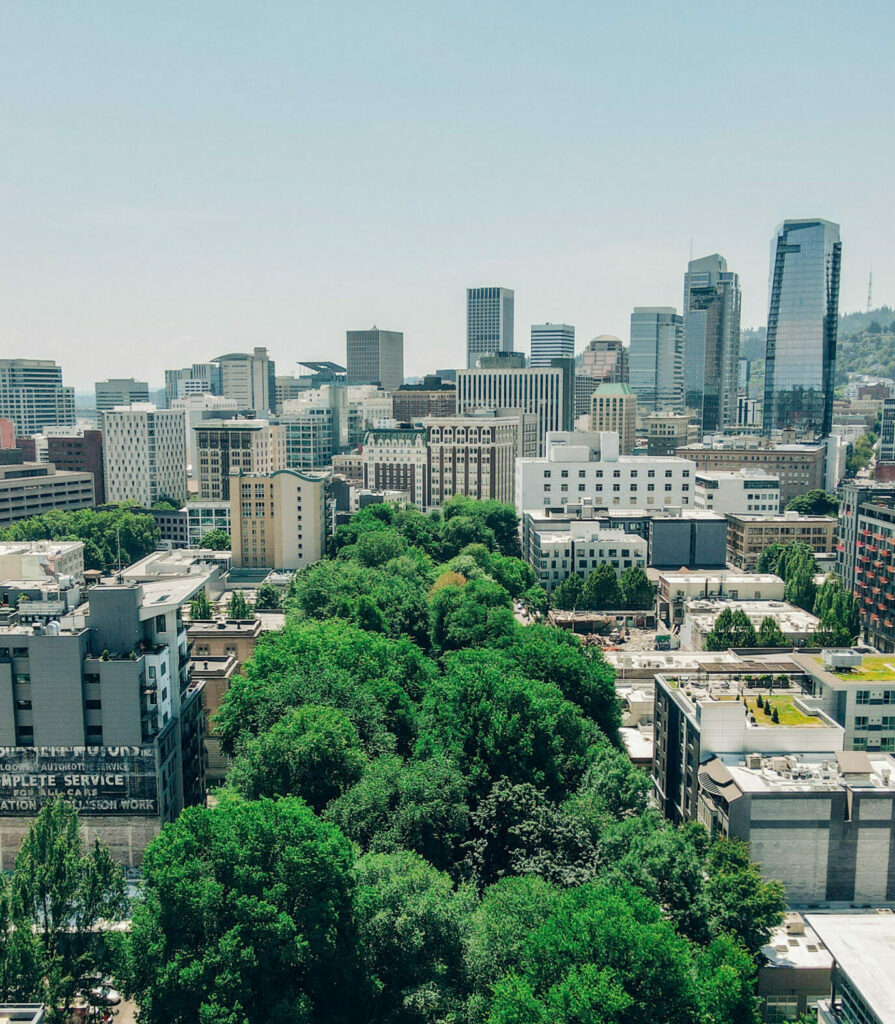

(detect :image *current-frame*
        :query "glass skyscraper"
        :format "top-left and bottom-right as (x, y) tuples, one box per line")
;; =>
(629, 307), (684, 414)
(467, 287), (514, 368)
(683, 254), (741, 432)
(763, 219), (841, 438)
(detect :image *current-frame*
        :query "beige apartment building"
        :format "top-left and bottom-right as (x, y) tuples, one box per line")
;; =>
(195, 420), (286, 501)
(726, 510), (837, 569)
(645, 412), (699, 456)
(590, 384), (636, 455)
(424, 413), (519, 506)
(229, 468), (327, 570)
(675, 441), (826, 505)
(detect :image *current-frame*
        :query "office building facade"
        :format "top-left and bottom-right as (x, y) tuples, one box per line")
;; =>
(530, 323), (574, 368)
(102, 405), (187, 507)
(94, 378), (149, 417)
(467, 287), (514, 368)
(346, 328), (404, 392)
(195, 420), (285, 501)
(590, 384), (636, 454)
(362, 428), (428, 509)
(693, 469), (781, 515)
(0, 360), (75, 435)
(0, 463), (94, 528)
(726, 511), (837, 569)
(213, 348), (276, 413)
(164, 363), (223, 405)
(45, 430), (105, 505)
(424, 413), (519, 506)
(392, 379), (457, 421)
(629, 308), (684, 413)
(763, 219), (842, 438)
(683, 254), (741, 430)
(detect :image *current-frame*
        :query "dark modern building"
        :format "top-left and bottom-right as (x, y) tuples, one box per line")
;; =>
(466, 287), (515, 369)
(346, 328), (404, 392)
(392, 377), (457, 421)
(629, 307), (684, 413)
(683, 254), (741, 431)
(46, 430), (105, 505)
(763, 219), (841, 438)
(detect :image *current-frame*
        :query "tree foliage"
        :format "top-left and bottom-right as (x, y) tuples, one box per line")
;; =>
(784, 490), (838, 516)
(704, 608), (758, 650)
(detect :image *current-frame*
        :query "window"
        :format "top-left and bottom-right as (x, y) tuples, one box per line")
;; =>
(855, 717), (869, 730)
(885, 691), (895, 705)
(86, 699), (102, 711)
(15, 699), (31, 711)
(856, 690), (871, 705)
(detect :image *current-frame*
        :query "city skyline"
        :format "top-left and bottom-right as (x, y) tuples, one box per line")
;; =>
(0, 3), (892, 387)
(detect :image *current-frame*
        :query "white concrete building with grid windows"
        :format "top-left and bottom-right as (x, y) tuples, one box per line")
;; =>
(514, 431), (695, 514)
(102, 404), (187, 506)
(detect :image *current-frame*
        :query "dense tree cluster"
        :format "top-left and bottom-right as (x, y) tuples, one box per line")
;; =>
(551, 564), (655, 612)
(126, 500), (783, 1023)
(0, 507), (159, 571)
(783, 489), (839, 516)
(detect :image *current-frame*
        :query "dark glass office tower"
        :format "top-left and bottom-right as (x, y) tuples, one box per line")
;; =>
(763, 219), (841, 438)
(683, 254), (741, 431)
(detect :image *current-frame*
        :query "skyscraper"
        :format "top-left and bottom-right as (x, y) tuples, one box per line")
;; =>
(95, 378), (149, 417)
(466, 287), (514, 368)
(575, 335), (629, 417)
(345, 328), (404, 391)
(213, 348), (276, 413)
(530, 323), (574, 368)
(683, 254), (741, 431)
(629, 308), (684, 414)
(0, 359), (75, 434)
(763, 219), (841, 438)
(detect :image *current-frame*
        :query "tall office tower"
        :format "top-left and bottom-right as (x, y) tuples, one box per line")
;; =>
(456, 360), (573, 455)
(345, 328), (404, 392)
(170, 393), (239, 474)
(629, 308), (684, 414)
(683, 254), (742, 431)
(164, 363), (223, 405)
(95, 378), (150, 418)
(102, 405), (188, 506)
(590, 384), (636, 455)
(194, 419), (285, 501)
(575, 335), (629, 417)
(0, 359), (75, 434)
(763, 219), (841, 438)
(530, 323), (575, 368)
(213, 348), (276, 413)
(466, 287), (514, 368)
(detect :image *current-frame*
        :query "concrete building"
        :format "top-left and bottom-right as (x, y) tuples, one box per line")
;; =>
(522, 506), (728, 574)
(0, 540), (84, 581)
(655, 570), (785, 629)
(693, 469), (781, 515)
(94, 378), (149, 418)
(529, 523), (647, 591)
(675, 437), (828, 506)
(171, 394), (239, 475)
(809, 914), (895, 1024)
(683, 254), (741, 431)
(758, 914), (832, 1024)
(575, 335), (629, 418)
(185, 501), (231, 548)
(331, 451), (364, 484)
(0, 462), (94, 528)
(45, 429), (105, 505)
(698, 751), (895, 906)
(213, 348), (276, 413)
(0, 359), (75, 435)
(457, 362), (573, 455)
(467, 286), (514, 368)
(195, 419), (285, 502)
(645, 412), (698, 457)
(362, 428), (428, 509)
(102, 405), (187, 506)
(629, 307), (684, 414)
(590, 384), (636, 454)
(726, 510), (837, 570)
(164, 362), (223, 405)
(424, 413), (520, 506)
(530, 323), (574, 368)
(680, 599), (820, 650)
(0, 572), (209, 868)
(392, 378), (457, 421)
(346, 328), (404, 392)
(229, 468), (327, 570)
(0, 1006), (46, 1023)
(515, 430), (694, 513)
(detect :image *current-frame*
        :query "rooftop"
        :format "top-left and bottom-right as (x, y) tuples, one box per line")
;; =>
(792, 652), (895, 685)
(662, 677), (829, 727)
(727, 511), (836, 524)
(761, 914), (833, 971)
(806, 913), (895, 1024)
(713, 751), (895, 794)
(685, 599), (820, 633)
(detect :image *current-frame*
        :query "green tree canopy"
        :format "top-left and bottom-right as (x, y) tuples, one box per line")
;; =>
(756, 616), (788, 648)
(619, 565), (655, 610)
(253, 581), (282, 610)
(784, 490), (839, 516)
(550, 574), (583, 611)
(704, 608), (758, 650)
(227, 591), (253, 619)
(200, 528), (231, 550)
(581, 564), (621, 610)
(129, 796), (363, 1024)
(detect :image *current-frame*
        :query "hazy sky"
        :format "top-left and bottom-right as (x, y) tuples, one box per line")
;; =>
(1, 1), (893, 389)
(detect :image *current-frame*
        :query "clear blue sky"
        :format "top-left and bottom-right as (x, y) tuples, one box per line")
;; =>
(1, 1), (893, 388)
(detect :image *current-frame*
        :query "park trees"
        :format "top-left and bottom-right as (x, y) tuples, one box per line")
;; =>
(704, 608), (758, 650)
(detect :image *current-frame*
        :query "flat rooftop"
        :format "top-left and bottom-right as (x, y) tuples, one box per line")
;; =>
(716, 751), (895, 793)
(685, 599), (820, 633)
(662, 677), (829, 727)
(761, 915), (833, 970)
(806, 913), (895, 1024)
(791, 652), (895, 685)
(658, 571), (782, 586)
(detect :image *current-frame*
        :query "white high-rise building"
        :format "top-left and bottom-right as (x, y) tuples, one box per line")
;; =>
(467, 287), (514, 368)
(102, 404), (187, 506)
(456, 363), (572, 455)
(530, 323), (574, 368)
(515, 430), (695, 513)
(0, 359), (75, 435)
(212, 348), (276, 413)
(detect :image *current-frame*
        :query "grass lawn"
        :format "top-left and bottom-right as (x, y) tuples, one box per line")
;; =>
(744, 695), (825, 726)
(823, 655), (895, 682)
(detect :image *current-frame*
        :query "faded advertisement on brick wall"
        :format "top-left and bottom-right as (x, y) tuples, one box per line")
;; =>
(0, 745), (158, 815)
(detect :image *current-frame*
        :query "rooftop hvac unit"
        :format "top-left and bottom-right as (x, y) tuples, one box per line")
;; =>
(745, 753), (762, 769)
